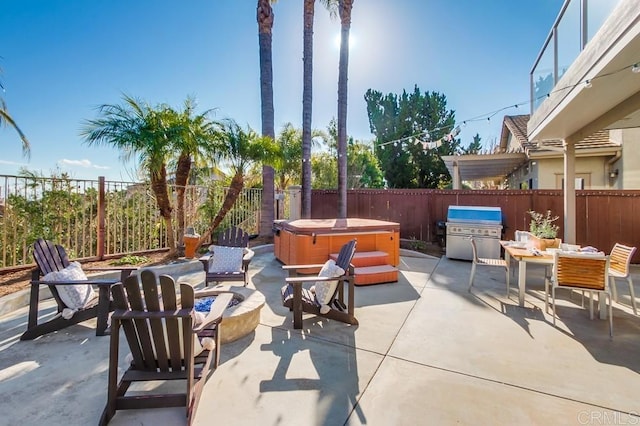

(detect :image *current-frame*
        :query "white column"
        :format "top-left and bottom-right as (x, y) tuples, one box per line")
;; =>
(452, 161), (461, 190)
(563, 139), (576, 244)
(288, 185), (302, 220)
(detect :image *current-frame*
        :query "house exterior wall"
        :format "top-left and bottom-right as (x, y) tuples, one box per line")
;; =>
(610, 128), (640, 189)
(533, 157), (611, 189)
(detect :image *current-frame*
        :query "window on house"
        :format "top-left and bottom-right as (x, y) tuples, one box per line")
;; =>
(557, 174), (590, 189)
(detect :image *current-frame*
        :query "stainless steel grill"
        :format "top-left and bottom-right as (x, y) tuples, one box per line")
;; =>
(446, 206), (502, 260)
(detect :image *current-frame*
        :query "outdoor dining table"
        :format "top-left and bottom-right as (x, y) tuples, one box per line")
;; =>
(500, 241), (553, 307)
(501, 240), (608, 319)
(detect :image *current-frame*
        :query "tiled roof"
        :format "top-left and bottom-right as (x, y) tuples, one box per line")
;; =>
(500, 114), (618, 153)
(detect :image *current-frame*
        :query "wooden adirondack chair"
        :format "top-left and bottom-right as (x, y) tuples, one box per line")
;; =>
(100, 269), (233, 425)
(21, 238), (136, 340)
(281, 239), (358, 329)
(199, 227), (255, 287)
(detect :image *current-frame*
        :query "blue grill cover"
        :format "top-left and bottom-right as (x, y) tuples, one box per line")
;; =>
(447, 206), (502, 224)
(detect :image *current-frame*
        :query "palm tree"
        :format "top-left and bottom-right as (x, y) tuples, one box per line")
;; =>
(0, 71), (30, 158)
(301, 0), (337, 218)
(80, 95), (177, 252)
(197, 119), (277, 249)
(273, 122), (325, 191)
(257, 0), (276, 236)
(337, 0), (354, 218)
(167, 98), (221, 252)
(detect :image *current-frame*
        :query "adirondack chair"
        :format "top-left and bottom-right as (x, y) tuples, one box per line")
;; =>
(199, 227), (255, 287)
(100, 270), (232, 425)
(21, 238), (136, 340)
(281, 239), (358, 329)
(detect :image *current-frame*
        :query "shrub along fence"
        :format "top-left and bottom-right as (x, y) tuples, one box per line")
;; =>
(311, 189), (640, 263)
(0, 174), (263, 271)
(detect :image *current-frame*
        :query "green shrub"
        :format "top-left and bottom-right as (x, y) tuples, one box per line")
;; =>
(110, 255), (150, 266)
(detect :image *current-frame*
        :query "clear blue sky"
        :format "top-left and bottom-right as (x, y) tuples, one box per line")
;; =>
(0, 0), (563, 181)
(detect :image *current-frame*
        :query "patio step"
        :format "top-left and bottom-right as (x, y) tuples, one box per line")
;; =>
(329, 250), (389, 267)
(330, 250), (398, 285)
(354, 264), (399, 286)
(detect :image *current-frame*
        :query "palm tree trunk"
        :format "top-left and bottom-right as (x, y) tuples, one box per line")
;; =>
(337, 0), (353, 219)
(258, 0), (276, 237)
(150, 165), (176, 252)
(197, 171), (245, 250)
(174, 153), (191, 254)
(301, 0), (315, 219)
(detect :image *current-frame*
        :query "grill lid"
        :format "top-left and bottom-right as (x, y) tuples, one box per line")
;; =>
(447, 206), (502, 224)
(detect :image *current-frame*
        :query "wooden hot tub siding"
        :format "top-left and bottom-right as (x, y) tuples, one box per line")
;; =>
(274, 219), (400, 269)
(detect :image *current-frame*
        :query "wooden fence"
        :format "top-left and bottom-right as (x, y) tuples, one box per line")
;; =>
(311, 189), (640, 263)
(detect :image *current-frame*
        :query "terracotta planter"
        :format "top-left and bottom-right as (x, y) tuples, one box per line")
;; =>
(529, 235), (561, 251)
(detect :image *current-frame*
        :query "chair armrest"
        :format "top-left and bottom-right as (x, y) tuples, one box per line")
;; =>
(285, 275), (338, 284)
(243, 248), (255, 263)
(83, 266), (138, 272)
(282, 263), (326, 271)
(242, 249), (255, 272)
(193, 292), (234, 332)
(30, 279), (119, 286)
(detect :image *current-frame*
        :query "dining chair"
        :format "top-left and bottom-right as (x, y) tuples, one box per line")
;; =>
(468, 237), (509, 296)
(608, 243), (637, 315)
(550, 252), (612, 336)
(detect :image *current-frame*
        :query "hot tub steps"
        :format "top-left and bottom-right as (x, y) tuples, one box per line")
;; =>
(330, 250), (389, 267)
(354, 264), (398, 286)
(330, 251), (398, 286)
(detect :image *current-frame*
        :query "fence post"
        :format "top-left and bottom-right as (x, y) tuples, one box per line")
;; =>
(98, 176), (105, 260)
(288, 185), (301, 220)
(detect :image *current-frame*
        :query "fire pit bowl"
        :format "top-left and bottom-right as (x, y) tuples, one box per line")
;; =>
(195, 285), (265, 343)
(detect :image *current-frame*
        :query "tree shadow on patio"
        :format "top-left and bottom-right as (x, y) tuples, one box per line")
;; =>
(258, 323), (367, 425)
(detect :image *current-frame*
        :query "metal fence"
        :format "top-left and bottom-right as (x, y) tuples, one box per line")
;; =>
(0, 174), (264, 270)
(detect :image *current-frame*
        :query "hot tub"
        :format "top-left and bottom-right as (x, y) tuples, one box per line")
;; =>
(273, 218), (400, 269)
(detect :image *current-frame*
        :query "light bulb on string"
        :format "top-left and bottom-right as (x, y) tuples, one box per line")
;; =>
(632, 64), (640, 74)
(584, 79), (592, 88)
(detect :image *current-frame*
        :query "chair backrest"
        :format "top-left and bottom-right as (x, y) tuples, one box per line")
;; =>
(335, 239), (357, 272)
(468, 237), (479, 263)
(514, 230), (531, 243)
(217, 227), (249, 248)
(554, 252), (609, 291)
(32, 238), (71, 276)
(110, 269), (195, 372)
(609, 243), (636, 277)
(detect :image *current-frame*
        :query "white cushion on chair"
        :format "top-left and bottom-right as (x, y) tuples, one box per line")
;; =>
(208, 246), (244, 273)
(313, 259), (346, 313)
(42, 261), (96, 313)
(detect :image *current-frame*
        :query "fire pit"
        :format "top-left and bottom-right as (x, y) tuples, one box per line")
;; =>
(195, 285), (265, 343)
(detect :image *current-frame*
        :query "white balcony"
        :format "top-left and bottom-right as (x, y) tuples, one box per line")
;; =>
(528, 0), (640, 142)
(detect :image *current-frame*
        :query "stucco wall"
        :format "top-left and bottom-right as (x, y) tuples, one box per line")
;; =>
(529, 157), (610, 189)
(611, 128), (640, 189)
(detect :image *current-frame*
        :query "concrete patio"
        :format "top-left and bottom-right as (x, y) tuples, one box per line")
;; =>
(1, 246), (639, 425)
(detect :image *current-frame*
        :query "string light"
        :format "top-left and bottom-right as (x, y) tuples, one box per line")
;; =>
(373, 58), (640, 151)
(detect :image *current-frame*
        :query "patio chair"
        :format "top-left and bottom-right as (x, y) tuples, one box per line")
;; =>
(467, 237), (509, 296)
(199, 227), (255, 287)
(608, 243), (637, 315)
(21, 238), (136, 340)
(100, 269), (233, 425)
(280, 239), (358, 329)
(550, 252), (612, 336)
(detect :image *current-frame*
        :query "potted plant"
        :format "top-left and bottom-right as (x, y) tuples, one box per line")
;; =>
(528, 210), (561, 250)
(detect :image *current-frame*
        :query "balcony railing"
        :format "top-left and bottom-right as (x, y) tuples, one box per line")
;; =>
(530, 0), (621, 112)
